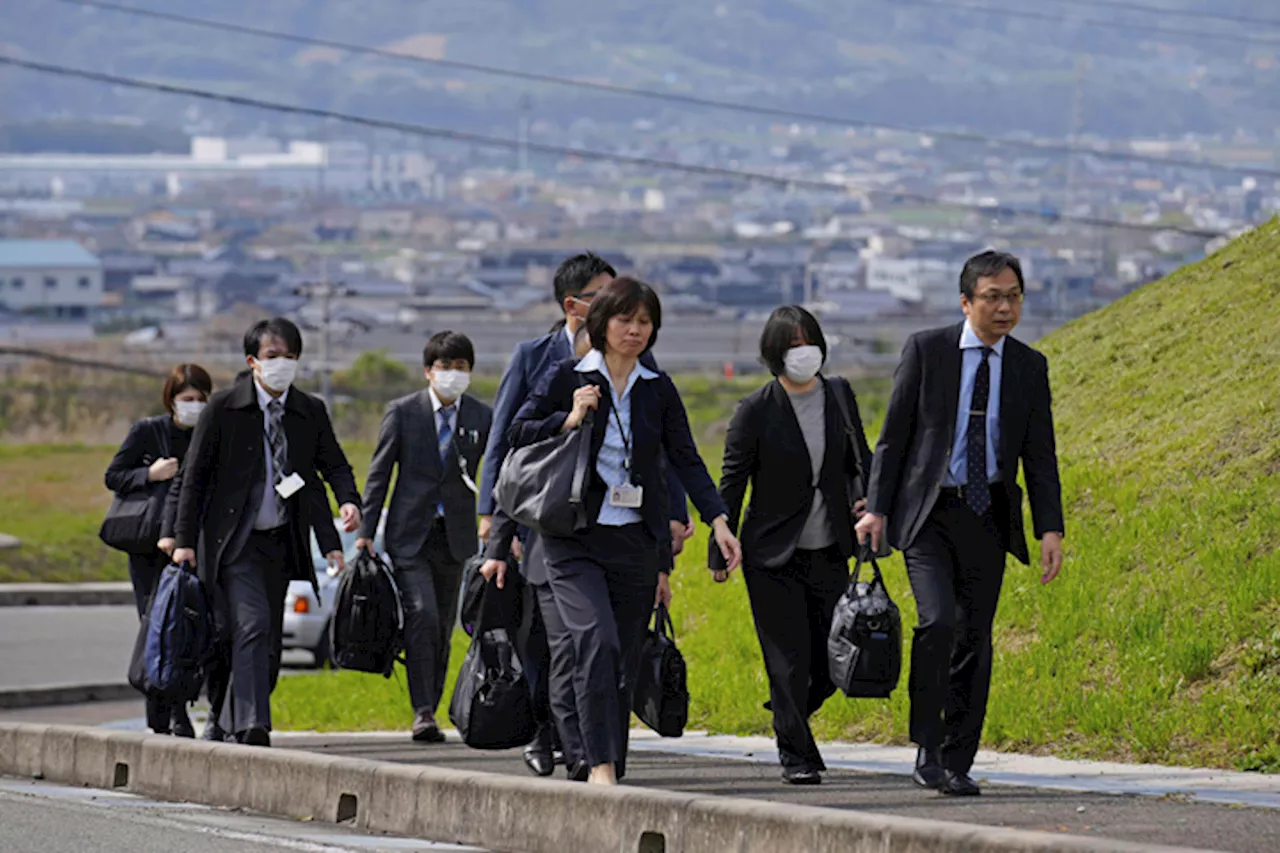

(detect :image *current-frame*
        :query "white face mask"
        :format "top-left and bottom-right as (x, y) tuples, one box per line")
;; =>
(432, 369), (471, 401)
(256, 356), (298, 393)
(783, 345), (824, 383)
(174, 400), (207, 428)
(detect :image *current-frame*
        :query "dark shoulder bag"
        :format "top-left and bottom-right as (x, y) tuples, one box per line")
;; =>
(495, 385), (595, 538)
(829, 377), (891, 558)
(100, 419), (171, 555)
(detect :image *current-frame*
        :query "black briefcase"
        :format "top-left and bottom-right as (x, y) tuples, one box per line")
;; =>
(632, 604), (689, 738)
(827, 546), (902, 699)
(448, 577), (535, 750)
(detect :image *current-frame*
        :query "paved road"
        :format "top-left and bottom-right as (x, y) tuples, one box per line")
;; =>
(283, 735), (1277, 853)
(0, 606), (138, 689)
(0, 776), (487, 852)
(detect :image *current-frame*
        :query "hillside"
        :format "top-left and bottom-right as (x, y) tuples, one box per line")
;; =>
(2, 0), (1276, 139)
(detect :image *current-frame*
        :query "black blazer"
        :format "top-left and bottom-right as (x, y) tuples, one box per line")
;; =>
(359, 388), (493, 563)
(867, 322), (1064, 565)
(174, 374), (360, 591)
(713, 376), (873, 572)
(105, 414), (191, 543)
(507, 359), (727, 547)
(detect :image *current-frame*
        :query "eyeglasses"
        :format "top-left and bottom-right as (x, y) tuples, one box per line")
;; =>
(573, 289), (600, 304)
(973, 290), (1024, 305)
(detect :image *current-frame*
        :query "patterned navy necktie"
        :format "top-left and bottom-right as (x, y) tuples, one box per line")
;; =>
(437, 406), (454, 516)
(965, 347), (993, 517)
(267, 398), (289, 519)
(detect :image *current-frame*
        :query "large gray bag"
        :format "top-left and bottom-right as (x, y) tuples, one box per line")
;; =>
(495, 411), (594, 538)
(827, 546), (902, 699)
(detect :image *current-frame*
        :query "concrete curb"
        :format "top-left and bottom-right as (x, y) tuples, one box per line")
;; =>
(0, 723), (1223, 853)
(0, 582), (135, 608)
(0, 683), (137, 710)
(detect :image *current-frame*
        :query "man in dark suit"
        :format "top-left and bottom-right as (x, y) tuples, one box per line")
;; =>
(357, 331), (492, 743)
(477, 252), (691, 779)
(173, 318), (361, 747)
(857, 251), (1064, 796)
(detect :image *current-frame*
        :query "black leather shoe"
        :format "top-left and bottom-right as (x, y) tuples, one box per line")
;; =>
(411, 711), (446, 743)
(552, 749), (565, 767)
(171, 708), (196, 739)
(202, 720), (228, 742)
(565, 761), (589, 782)
(940, 770), (981, 796)
(522, 724), (555, 777)
(782, 768), (822, 786)
(912, 747), (945, 789)
(238, 727), (271, 747)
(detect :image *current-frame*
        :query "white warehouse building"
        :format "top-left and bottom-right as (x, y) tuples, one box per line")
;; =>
(0, 240), (104, 318)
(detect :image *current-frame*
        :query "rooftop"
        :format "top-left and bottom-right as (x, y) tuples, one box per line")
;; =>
(0, 239), (101, 269)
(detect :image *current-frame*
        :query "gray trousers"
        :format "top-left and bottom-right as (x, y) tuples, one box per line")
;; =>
(216, 528), (290, 735)
(393, 519), (464, 715)
(535, 580), (586, 766)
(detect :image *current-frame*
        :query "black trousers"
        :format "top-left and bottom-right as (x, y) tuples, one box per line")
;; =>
(903, 490), (1007, 774)
(743, 545), (848, 772)
(536, 580), (585, 765)
(127, 551), (192, 735)
(215, 527), (291, 735)
(544, 523), (657, 771)
(392, 519), (464, 716)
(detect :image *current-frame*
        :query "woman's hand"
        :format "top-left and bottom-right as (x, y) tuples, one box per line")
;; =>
(563, 384), (601, 431)
(479, 558), (508, 589)
(157, 538), (176, 556)
(710, 515), (742, 580)
(655, 572), (673, 608)
(148, 457), (179, 482)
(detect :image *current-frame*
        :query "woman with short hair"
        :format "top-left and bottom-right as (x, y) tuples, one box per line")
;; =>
(713, 305), (874, 785)
(501, 276), (742, 785)
(105, 362), (214, 737)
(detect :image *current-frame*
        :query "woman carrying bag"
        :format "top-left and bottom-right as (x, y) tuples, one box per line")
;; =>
(494, 276), (742, 786)
(104, 362), (213, 736)
(712, 305), (875, 785)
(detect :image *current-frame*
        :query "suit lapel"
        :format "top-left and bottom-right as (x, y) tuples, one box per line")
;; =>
(998, 339), (1022, 480)
(418, 389), (443, 477)
(819, 377), (845, 483)
(942, 322), (965, 443)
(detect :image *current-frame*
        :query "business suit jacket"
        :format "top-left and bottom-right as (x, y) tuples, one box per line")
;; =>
(507, 358), (727, 547)
(358, 388), (493, 564)
(866, 322), (1064, 565)
(174, 374), (360, 592)
(105, 414), (190, 543)
(713, 376), (873, 572)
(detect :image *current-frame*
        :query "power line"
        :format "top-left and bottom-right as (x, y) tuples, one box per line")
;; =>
(885, 0), (1279, 44)
(0, 54), (1229, 239)
(34, 0), (1279, 179)
(1041, 0), (1280, 28)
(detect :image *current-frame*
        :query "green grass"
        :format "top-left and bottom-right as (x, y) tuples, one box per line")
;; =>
(274, 219), (1280, 772)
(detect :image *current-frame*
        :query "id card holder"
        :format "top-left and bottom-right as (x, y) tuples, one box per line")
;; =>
(608, 483), (644, 509)
(276, 472), (305, 499)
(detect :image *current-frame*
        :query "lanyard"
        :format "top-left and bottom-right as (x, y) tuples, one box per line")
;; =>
(609, 394), (634, 475)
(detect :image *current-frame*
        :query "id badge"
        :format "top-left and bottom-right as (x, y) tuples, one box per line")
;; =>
(609, 483), (644, 509)
(275, 471), (305, 499)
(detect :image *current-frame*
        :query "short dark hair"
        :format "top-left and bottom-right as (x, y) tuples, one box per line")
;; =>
(422, 330), (475, 368)
(585, 276), (662, 355)
(960, 250), (1025, 300)
(553, 251), (616, 307)
(244, 317), (303, 358)
(759, 305), (827, 377)
(161, 363), (213, 415)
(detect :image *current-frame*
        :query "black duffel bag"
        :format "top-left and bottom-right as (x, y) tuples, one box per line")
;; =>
(448, 574), (536, 750)
(494, 409), (594, 539)
(459, 549), (522, 638)
(100, 420), (171, 554)
(329, 551), (404, 677)
(828, 545), (902, 699)
(632, 604), (689, 738)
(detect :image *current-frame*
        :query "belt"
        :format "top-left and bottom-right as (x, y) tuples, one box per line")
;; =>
(939, 484), (997, 501)
(249, 524), (289, 538)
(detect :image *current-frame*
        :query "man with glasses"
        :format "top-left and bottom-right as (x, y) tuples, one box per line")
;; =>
(478, 252), (691, 780)
(856, 250), (1064, 797)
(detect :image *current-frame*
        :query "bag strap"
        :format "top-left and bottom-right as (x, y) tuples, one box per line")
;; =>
(848, 540), (887, 592)
(569, 374), (594, 508)
(151, 416), (171, 460)
(827, 378), (864, 484)
(652, 602), (676, 639)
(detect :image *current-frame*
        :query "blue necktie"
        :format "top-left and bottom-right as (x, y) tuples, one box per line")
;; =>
(437, 407), (454, 517)
(965, 348), (993, 517)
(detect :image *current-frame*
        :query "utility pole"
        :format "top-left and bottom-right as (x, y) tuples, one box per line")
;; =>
(296, 256), (347, 413)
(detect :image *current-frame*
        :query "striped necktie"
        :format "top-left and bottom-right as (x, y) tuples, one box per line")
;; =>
(267, 398), (289, 519)
(965, 347), (993, 517)
(437, 406), (454, 517)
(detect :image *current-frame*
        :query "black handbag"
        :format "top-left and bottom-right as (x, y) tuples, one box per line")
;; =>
(459, 548), (523, 638)
(632, 604), (689, 738)
(829, 378), (892, 559)
(448, 573), (536, 750)
(494, 410), (594, 539)
(827, 545), (902, 699)
(100, 420), (171, 555)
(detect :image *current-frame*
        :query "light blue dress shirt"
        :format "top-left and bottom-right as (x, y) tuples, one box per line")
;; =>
(575, 348), (658, 526)
(943, 321), (1005, 487)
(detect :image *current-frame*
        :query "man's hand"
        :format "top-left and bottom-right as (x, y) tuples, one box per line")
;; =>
(157, 537), (176, 556)
(710, 515), (741, 582)
(326, 550), (345, 575)
(852, 498), (868, 520)
(339, 503), (362, 533)
(511, 537), (523, 560)
(655, 572), (673, 609)
(172, 547), (196, 567)
(479, 558), (508, 589)
(478, 515), (492, 543)
(669, 519), (695, 557)
(354, 537), (375, 555)
(1040, 532), (1064, 585)
(855, 512), (885, 553)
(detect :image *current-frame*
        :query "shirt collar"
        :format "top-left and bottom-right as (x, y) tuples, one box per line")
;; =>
(428, 385), (455, 413)
(254, 376), (289, 410)
(564, 323), (577, 354)
(959, 320), (1006, 357)
(574, 348), (659, 380)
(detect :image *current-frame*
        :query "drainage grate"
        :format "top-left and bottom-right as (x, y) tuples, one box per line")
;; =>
(336, 792), (358, 823)
(639, 831), (665, 853)
(112, 762), (129, 788)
